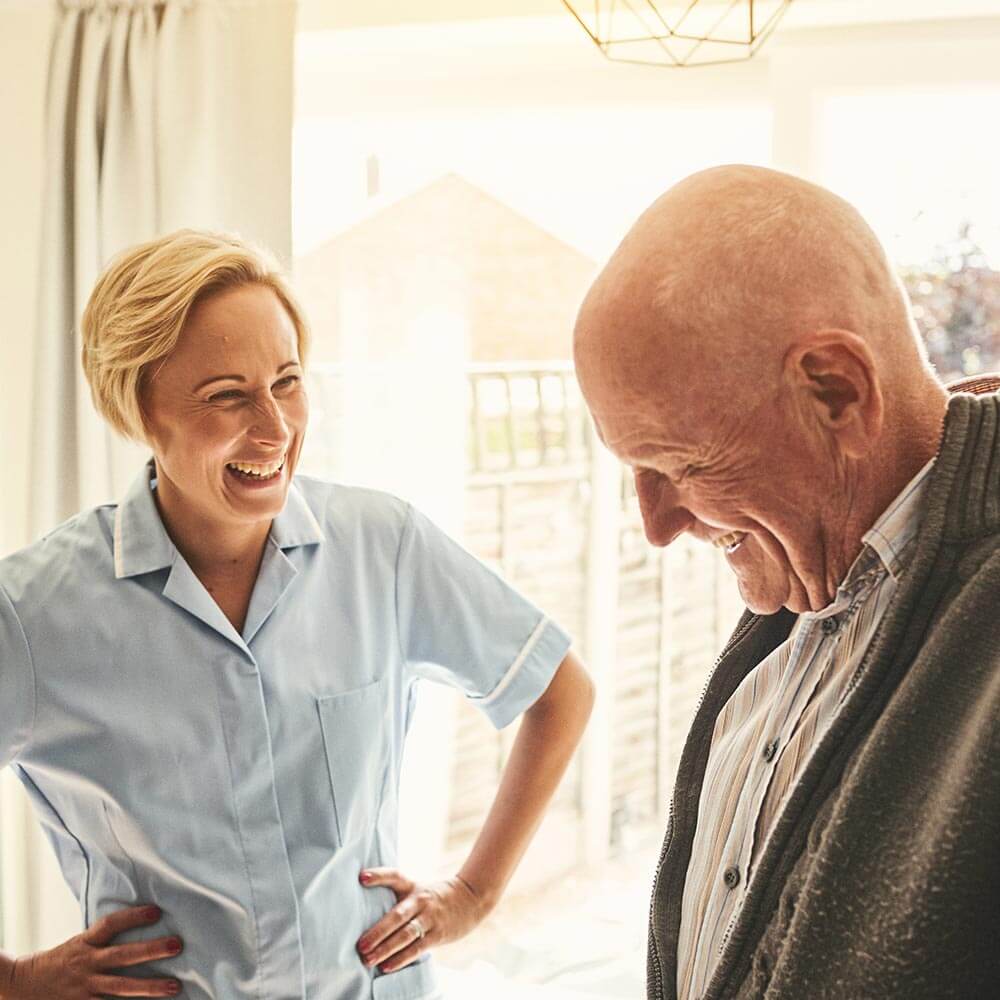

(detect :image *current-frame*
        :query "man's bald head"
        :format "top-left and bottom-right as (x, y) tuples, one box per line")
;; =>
(574, 164), (925, 411)
(574, 165), (947, 615)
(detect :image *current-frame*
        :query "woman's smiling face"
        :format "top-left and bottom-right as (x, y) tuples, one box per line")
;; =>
(141, 282), (309, 532)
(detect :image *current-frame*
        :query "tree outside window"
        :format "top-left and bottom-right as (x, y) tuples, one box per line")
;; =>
(902, 223), (1000, 380)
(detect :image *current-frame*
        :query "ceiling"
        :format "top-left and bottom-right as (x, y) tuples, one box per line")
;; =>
(297, 0), (1000, 32)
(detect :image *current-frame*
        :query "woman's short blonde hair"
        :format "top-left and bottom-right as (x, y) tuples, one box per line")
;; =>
(81, 229), (310, 442)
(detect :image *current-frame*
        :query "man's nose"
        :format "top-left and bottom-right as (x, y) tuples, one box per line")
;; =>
(634, 470), (695, 548)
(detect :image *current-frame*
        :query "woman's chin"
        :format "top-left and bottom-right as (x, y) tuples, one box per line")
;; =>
(219, 481), (289, 525)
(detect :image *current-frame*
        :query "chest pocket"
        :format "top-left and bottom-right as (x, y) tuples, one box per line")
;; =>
(317, 676), (391, 848)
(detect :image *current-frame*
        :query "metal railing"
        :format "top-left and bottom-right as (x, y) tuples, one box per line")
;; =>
(304, 360), (593, 483)
(466, 361), (591, 480)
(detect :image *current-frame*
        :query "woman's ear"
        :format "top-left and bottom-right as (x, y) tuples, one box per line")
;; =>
(783, 330), (884, 458)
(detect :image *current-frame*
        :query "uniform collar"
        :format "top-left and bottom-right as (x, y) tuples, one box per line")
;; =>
(270, 477), (326, 550)
(113, 459), (324, 580)
(113, 459), (174, 579)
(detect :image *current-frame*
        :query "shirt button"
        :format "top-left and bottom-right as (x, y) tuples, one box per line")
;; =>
(821, 616), (840, 636)
(762, 738), (780, 762)
(723, 865), (741, 890)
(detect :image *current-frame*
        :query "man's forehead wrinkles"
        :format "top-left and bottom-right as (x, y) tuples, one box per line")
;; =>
(602, 423), (691, 468)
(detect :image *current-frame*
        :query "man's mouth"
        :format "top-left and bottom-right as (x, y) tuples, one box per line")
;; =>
(225, 456), (285, 482)
(712, 531), (748, 554)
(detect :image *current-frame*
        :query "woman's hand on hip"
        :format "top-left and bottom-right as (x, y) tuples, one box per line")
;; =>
(3, 905), (182, 999)
(356, 868), (488, 973)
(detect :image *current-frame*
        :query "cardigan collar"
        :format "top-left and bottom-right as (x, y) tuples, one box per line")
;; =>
(929, 377), (1000, 545)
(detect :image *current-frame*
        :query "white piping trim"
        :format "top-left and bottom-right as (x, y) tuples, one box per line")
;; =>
(474, 617), (549, 707)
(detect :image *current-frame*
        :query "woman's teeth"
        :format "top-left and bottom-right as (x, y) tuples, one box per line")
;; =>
(226, 458), (284, 480)
(713, 531), (748, 553)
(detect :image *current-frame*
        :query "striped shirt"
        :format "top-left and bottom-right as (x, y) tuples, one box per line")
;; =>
(675, 460), (934, 1000)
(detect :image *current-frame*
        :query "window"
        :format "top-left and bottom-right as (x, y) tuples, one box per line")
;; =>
(821, 88), (1000, 378)
(294, 15), (764, 996)
(293, 10), (1000, 995)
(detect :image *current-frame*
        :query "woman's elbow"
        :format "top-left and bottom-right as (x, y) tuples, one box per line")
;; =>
(530, 650), (595, 732)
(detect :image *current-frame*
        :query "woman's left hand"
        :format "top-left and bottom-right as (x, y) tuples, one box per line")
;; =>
(356, 869), (490, 973)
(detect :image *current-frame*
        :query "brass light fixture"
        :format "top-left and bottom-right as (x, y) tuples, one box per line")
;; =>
(560, 0), (795, 68)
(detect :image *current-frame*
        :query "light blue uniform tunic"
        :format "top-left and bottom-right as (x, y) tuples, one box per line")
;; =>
(0, 462), (571, 1000)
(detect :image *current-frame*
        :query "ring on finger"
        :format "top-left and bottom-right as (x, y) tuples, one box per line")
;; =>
(409, 917), (426, 942)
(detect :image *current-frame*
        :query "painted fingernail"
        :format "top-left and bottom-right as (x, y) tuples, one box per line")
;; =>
(167, 937), (183, 954)
(143, 905), (161, 920)
(167, 982), (181, 995)
(359, 871), (372, 883)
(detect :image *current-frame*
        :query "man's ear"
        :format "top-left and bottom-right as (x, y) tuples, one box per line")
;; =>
(783, 330), (884, 458)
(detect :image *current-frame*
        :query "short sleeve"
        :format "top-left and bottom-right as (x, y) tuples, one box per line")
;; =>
(395, 504), (572, 729)
(0, 584), (35, 767)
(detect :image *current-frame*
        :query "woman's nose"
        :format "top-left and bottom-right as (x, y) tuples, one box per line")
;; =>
(634, 470), (695, 547)
(248, 394), (288, 446)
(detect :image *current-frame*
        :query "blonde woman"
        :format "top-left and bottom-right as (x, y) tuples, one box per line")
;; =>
(0, 231), (593, 1000)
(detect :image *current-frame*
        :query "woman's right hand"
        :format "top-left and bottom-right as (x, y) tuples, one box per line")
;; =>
(2, 905), (182, 998)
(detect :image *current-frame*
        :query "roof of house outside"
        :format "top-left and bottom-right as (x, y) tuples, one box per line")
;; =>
(294, 173), (597, 363)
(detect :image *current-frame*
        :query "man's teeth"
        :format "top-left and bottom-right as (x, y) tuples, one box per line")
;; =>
(713, 531), (747, 551)
(227, 458), (284, 479)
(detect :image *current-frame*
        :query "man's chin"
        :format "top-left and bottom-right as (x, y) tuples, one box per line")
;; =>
(731, 544), (814, 615)
(739, 591), (788, 616)
(740, 582), (820, 615)
(735, 572), (799, 616)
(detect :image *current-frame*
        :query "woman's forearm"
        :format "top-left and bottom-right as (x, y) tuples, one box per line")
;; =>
(354, 652), (594, 972)
(457, 651), (594, 910)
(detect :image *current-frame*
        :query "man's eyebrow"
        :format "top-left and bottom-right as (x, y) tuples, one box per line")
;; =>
(194, 361), (300, 392)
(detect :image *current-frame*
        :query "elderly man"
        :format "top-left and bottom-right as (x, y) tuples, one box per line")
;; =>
(574, 165), (999, 1000)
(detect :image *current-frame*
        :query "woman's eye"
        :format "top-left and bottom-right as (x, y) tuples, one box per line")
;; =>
(208, 375), (299, 402)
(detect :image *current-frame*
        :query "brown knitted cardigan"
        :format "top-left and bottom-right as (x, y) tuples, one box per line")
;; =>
(647, 384), (1000, 1000)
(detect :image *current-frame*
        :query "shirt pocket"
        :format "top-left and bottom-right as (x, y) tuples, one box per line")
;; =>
(317, 675), (391, 848)
(372, 958), (439, 1000)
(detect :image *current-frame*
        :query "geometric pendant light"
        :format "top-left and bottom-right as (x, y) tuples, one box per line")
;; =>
(560, 0), (795, 68)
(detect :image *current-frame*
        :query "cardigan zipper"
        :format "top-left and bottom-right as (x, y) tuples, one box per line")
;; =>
(649, 612), (760, 1000)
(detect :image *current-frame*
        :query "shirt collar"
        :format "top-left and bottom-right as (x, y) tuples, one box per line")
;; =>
(114, 459), (325, 580)
(858, 458), (934, 583)
(799, 458), (934, 621)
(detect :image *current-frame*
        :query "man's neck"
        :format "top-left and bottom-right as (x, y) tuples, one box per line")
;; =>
(827, 380), (948, 597)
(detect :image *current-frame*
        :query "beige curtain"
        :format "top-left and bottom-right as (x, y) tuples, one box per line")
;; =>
(12, 0), (296, 952)
(31, 0), (297, 537)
